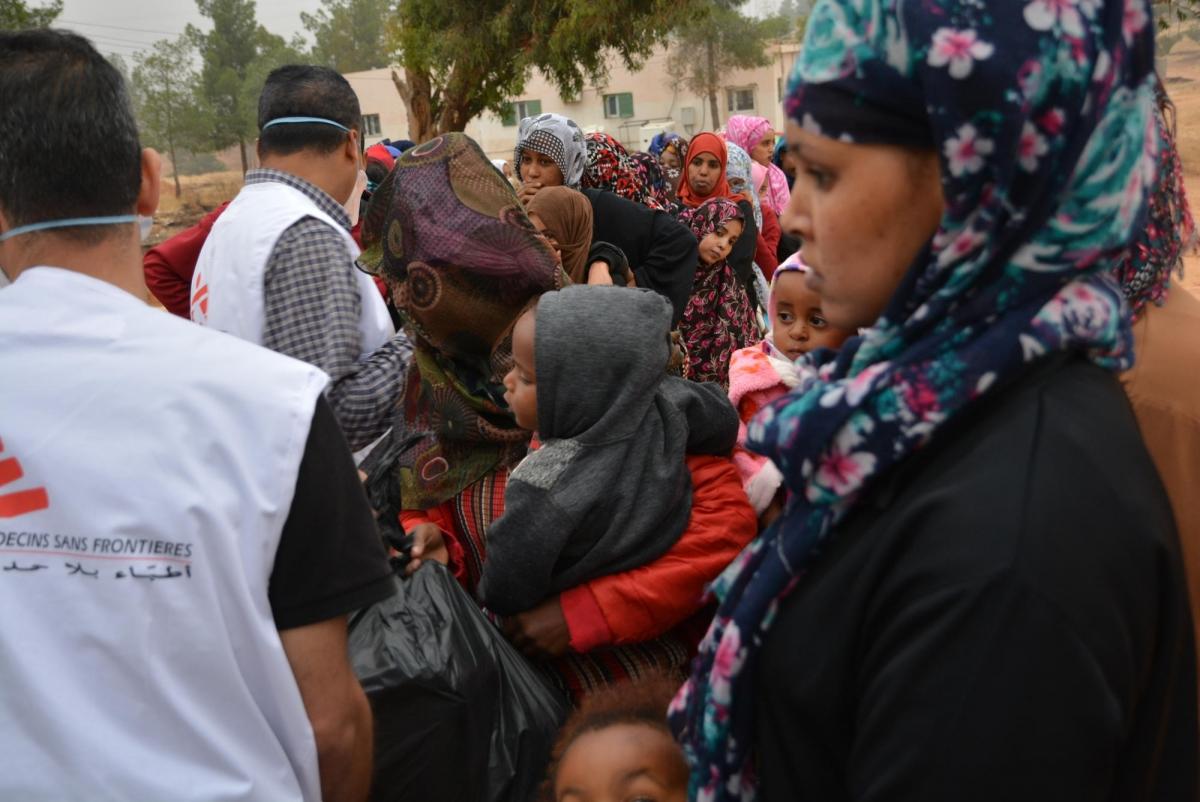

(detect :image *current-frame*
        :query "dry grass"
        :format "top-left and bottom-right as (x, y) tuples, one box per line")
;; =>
(146, 170), (244, 248)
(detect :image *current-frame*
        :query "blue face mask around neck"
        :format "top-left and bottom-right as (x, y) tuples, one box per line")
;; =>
(0, 214), (154, 243)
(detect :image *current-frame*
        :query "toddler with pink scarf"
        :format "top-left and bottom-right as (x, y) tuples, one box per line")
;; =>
(729, 254), (856, 523)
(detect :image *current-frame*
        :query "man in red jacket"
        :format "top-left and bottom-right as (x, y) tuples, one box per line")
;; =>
(143, 202), (229, 317)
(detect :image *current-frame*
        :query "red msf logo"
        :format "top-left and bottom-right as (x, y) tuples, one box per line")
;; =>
(0, 437), (49, 517)
(191, 271), (209, 323)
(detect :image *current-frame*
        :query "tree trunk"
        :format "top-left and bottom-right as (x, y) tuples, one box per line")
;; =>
(238, 136), (248, 175)
(168, 139), (181, 198)
(437, 66), (476, 135)
(166, 103), (182, 198)
(706, 39), (721, 130)
(392, 67), (437, 143)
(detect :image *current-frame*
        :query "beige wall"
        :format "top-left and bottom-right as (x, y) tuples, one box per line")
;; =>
(345, 40), (801, 162)
(345, 67), (412, 148)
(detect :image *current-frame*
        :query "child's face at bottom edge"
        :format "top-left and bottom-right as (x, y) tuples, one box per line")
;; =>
(503, 308), (539, 432)
(554, 723), (688, 802)
(772, 270), (852, 359)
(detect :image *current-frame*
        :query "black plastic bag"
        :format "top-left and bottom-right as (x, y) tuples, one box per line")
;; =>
(350, 562), (569, 802)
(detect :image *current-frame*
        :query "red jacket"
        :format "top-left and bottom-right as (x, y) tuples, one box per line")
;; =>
(143, 202), (230, 318)
(400, 454), (757, 651)
(144, 204), (390, 319)
(755, 205), (782, 281)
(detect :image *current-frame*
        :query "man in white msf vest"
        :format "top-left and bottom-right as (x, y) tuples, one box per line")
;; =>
(191, 64), (411, 452)
(0, 30), (394, 802)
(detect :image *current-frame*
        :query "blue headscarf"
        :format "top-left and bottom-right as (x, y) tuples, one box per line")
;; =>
(669, 1), (1160, 799)
(649, 130), (685, 158)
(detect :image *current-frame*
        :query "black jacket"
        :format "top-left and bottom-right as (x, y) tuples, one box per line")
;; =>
(584, 188), (697, 326)
(755, 355), (1197, 801)
(727, 198), (760, 308)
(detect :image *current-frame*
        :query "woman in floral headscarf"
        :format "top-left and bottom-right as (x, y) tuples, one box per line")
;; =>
(725, 114), (791, 216)
(679, 133), (766, 310)
(671, 1), (1196, 800)
(582, 132), (667, 211)
(362, 133), (758, 703)
(677, 197), (760, 388)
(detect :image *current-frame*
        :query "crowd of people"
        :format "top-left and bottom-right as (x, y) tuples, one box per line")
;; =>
(2, 0), (1200, 798)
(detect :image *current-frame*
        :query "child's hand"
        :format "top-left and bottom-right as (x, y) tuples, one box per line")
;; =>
(404, 523), (449, 576)
(517, 182), (542, 207)
(503, 597), (570, 659)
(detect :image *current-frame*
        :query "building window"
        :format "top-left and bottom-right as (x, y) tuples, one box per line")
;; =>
(362, 114), (382, 136)
(603, 92), (634, 119)
(726, 87), (756, 113)
(501, 99), (543, 127)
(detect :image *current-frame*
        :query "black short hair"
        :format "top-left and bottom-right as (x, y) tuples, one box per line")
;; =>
(0, 29), (142, 241)
(258, 65), (362, 157)
(365, 158), (391, 187)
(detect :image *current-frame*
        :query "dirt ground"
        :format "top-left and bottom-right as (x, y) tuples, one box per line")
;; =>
(145, 171), (244, 249)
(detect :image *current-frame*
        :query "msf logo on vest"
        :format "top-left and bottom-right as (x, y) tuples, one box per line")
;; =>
(191, 268), (209, 325)
(0, 437), (49, 518)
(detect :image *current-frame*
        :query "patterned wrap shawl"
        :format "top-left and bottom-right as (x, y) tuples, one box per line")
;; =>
(724, 143), (762, 230)
(630, 150), (678, 210)
(678, 198), (760, 388)
(669, 1), (1161, 799)
(514, 113), (588, 189)
(582, 132), (667, 211)
(725, 114), (793, 215)
(360, 133), (564, 509)
(1117, 79), (1196, 318)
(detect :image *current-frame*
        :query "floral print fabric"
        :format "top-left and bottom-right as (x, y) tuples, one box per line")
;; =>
(678, 198), (761, 388)
(670, 1), (1162, 799)
(581, 132), (667, 211)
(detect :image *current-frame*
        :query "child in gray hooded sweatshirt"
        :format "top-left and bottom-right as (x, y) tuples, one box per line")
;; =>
(479, 284), (740, 616)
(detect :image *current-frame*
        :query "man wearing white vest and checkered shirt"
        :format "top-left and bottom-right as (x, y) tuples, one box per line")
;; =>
(191, 64), (411, 453)
(0, 30), (394, 802)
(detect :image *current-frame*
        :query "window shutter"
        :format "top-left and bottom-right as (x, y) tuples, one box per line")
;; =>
(619, 92), (634, 118)
(528, 100), (542, 116)
(501, 103), (517, 127)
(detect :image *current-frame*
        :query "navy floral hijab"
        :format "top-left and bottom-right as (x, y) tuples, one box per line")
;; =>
(669, 0), (1161, 799)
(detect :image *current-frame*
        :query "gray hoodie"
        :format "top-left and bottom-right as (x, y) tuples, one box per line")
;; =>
(478, 285), (739, 616)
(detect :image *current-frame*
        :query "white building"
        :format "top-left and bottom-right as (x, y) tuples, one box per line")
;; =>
(345, 40), (802, 162)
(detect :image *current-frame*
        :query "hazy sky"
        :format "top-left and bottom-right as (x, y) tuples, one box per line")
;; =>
(57, 0), (787, 61)
(57, 0), (324, 59)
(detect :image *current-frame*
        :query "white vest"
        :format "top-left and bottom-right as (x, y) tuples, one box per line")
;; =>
(190, 178), (393, 355)
(0, 267), (330, 802)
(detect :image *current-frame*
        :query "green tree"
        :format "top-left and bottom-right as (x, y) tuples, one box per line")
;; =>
(667, 1), (791, 130)
(387, 0), (705, 142)
(0, 0), (61, 29)
(132, 37), (202, 198)
(186, 0), (304, 174)
(302, 0), (393, 74)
